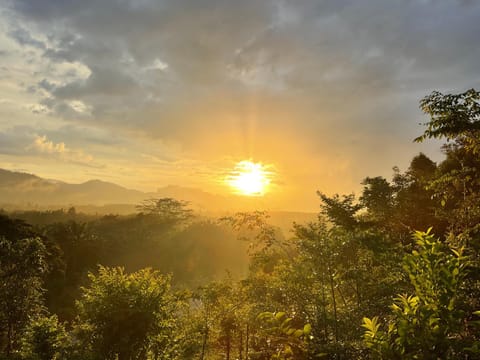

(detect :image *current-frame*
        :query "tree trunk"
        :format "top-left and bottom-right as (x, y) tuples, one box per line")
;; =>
(6, 320), (13, 356)
(321, 276), (328, 341)
(245, 323), (249, 360)
(355, 277), (361, 310)
(329, 270), (339, 343)
(200, 320), (209, 360)
(239, 329), (243, 360)
(226, 329), (231, 360)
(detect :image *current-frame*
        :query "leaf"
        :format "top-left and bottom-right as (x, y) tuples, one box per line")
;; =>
(280, 317), (292, 329)
(362, 317), (380, 334)
(284, 345), (293, 355)
(257, 312), (273, 321)
(303, 323), (312, 335)
(293, 329), (304, 338)
(286, 328), (295, 335)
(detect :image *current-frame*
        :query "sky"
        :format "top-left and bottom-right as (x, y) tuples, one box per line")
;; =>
(0, 0), (479, 211)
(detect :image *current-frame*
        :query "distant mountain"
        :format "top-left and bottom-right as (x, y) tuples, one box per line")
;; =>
(0, 168), (317, 230)
(0, 168), (145, 206)
(0, 168), (268, 210)
(0, 168), (41, 186)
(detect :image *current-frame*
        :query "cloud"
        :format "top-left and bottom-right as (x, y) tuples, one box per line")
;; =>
(7, 27), (46, 49)
(29, 135), (66, 154)
(5, 1), (478, 132)
(0, 0), (479, 207)
(27, 135), (104, 168)
(144, 59), (169, 72)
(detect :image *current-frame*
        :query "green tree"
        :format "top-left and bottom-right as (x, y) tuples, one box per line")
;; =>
(415, 88), (480, 154)
(317, 192), (363, 231)
(414, 89), (480, 323)
(0, 236), (47, 356)
(136, 198), (193, 224)
(363, 230), (474, 359)
(391, 154), (444, 243)
(256, 311), (311, 359)
(20, 314), (68, 360)
(45, 221), (100, 321)
(75, 266), (177, 360)
(360, 176), (394, 223)
(414, 88), (480, 237)
(292, 221), (403, 358)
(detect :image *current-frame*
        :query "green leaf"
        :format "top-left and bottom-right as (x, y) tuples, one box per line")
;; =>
(293, 329), (304, 338)
(362, 317), (380, 334)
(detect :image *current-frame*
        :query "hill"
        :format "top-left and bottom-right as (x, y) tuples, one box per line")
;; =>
(0, 168), (317, 230)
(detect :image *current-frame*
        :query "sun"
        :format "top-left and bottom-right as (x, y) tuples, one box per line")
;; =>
(227, 160), (271, 196)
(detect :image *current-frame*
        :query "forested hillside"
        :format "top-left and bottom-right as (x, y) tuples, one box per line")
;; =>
(1, 89), (480, 359)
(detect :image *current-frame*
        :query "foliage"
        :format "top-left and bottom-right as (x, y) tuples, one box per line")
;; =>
(416, 88), (480, 153)
(317, 192), (362, 230)
(75, 266), (177, 360)
(360, 177), (394, 222)
(136, 197), (193, 223)
(20, 315), (68, 360)
(363, 230), (473, 359)
(220, 211), (284, 255)
(256, 311), (311, 359)
(0, 236), (47, 355)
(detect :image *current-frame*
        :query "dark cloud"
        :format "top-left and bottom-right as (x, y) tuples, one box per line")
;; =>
(53, 67), (140, 99)
(38, 78), (55, 92)
(7, 27), (46, 49)
(2, 0), (480, 193)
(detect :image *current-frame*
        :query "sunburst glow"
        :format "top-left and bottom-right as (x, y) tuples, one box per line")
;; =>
(227, 160), (271, 196)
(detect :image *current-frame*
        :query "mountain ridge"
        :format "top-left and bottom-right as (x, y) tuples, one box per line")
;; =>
(0, 167), (316, 214)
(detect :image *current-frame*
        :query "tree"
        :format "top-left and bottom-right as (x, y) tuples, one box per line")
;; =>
(136, 198), (193, 224)
(391, 154), (444, 241)
(415, 89), (480, 247)
(0, 214), (36, 241)
(45, 220), (100, 320)
(317, 192), (363, 231)
(195, 281), (228, 360)
(415, 88), (480, 154)
(363, 230), (475, 359)
(0, 236), (47, 356)
(256, 311), (311, 359)
(292, 220), (403, 358)
(360, 176), (394, 222)
(408, 153), (437, 182)
(193, 279), (249, 360)
(75, 266), (177, 360)
(20, 314), (68, 360)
